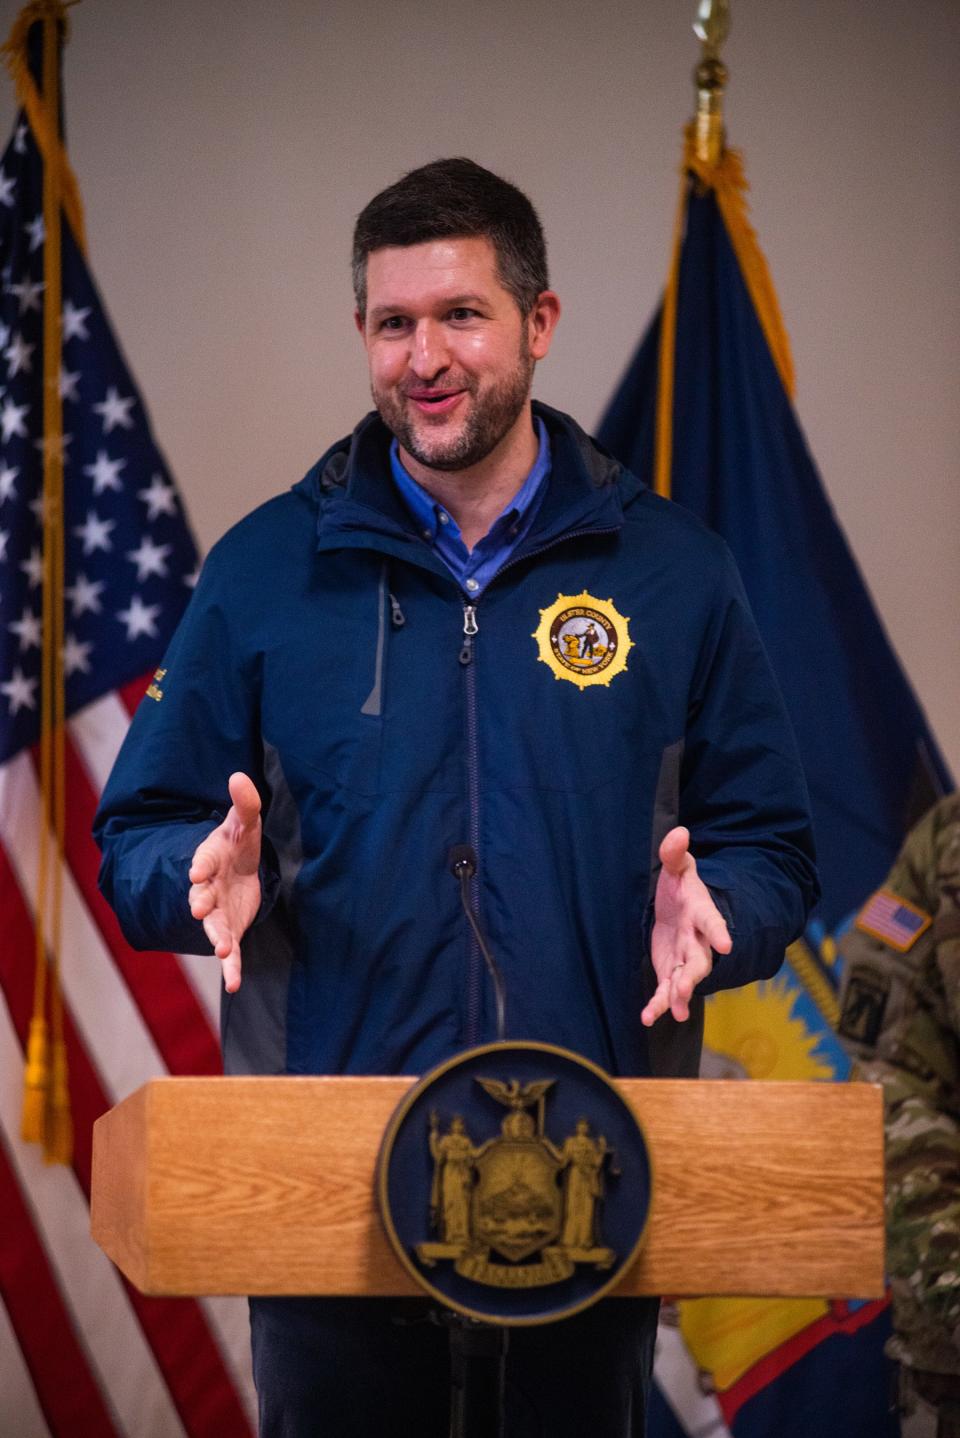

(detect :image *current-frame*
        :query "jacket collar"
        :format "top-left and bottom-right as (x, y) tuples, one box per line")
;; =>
(298, 402), (635, 564)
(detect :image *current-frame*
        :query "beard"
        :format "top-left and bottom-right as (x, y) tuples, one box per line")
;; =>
(371, 337), (535, 472)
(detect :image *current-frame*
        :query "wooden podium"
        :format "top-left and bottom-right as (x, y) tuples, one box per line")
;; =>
(91, 1076), (884, 1300)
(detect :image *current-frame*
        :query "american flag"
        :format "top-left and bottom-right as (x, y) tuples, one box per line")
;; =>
(854, 888), (932, 953)
(0, 14), (255, 1436)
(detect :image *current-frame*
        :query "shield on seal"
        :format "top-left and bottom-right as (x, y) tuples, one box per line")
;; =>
(472, 1136), (561, 1262)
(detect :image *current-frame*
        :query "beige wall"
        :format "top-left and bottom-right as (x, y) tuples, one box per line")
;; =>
(1, 0), (957, 774)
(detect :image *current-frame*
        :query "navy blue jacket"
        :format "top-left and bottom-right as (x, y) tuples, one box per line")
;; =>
(94, 403), (818, 1079)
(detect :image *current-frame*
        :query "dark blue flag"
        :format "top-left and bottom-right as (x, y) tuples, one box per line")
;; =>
(599, 133), (946, 1438)
(599, 151), (950, 942)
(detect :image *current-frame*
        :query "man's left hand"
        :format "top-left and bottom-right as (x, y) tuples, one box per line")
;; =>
(642, 826), (732, 1027)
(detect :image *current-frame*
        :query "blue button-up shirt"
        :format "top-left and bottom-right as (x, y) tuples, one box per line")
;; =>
(390, 418), (550, 598)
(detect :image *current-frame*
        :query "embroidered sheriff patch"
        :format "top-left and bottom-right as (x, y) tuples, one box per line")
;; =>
(532, 592), (632, 691)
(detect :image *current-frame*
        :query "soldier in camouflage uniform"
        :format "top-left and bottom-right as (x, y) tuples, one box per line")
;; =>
(839, 794), (960, 1438)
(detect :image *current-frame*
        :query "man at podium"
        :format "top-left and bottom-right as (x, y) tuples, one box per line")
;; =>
(95, 158), (818, 1437)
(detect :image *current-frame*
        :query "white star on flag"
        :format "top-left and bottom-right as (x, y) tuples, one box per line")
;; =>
(62, 632), (93, 675)
(127, 535), (172, 582)
(23, 214), (44, 252)
(8, 605), (42, 651)
(8, 274), (44, 314)
(138, 473), (177, 519)
(59, 366), (81, 401)
(19, 544), (42, 587)
(62, 298), (91, 341)
(0, 463), (17, 504)
(74, 508), (116, 555)
(4, 331), (33, 377)
(0, 167), (14, 207)
(93, 385), (135, 433)
(83, 448), (126, 494)
(13, 122), (27, 154)
(65, 571), (105, 617)
(183, 562), (202, 588)
(28, 492), (44, 525)
(1, 664), (38, 714)
(0, 527), (9, 561)
(64, 572), (105, 618)
(0, 395), (29, 441)
(117, 593), (161, 640)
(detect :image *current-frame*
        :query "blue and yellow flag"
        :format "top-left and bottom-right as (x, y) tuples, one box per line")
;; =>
(600, 127), (951, 1438)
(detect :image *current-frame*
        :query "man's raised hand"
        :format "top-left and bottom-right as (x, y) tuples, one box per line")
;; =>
(188, 772), (262, 993)
(641, 825), (732, 1027)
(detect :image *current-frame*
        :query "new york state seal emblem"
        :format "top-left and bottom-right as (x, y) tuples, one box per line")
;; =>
(377, 1042), (652, 1325)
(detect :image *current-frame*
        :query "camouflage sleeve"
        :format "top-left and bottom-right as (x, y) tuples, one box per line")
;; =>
(933, 819), (960, 1044)
(867, 1058), (960, 1369)
(838, 796), (960, 1373)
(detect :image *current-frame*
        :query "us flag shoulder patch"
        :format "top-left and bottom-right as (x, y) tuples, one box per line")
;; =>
(855, 888), (932, 952)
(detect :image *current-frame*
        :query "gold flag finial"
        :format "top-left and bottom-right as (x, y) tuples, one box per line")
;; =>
(692, 0), (730, 165)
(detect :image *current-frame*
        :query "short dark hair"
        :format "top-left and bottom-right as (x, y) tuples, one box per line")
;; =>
(352, 157), (549, 320)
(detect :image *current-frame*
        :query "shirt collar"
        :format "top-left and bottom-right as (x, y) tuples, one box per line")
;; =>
(389, 416), (550, 545)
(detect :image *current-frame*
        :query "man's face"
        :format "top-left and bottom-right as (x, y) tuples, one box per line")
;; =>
(358, 236), (557, 473)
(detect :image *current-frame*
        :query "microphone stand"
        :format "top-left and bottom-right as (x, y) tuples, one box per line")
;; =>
(449, 846), (506, 1043)
(439, 848), (510, 1436)
(444, 1312), (509, 1438)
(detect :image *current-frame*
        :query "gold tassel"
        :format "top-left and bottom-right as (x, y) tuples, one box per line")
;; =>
(21, 1014), (49, 1143)
(44, 1037), (72, 1164)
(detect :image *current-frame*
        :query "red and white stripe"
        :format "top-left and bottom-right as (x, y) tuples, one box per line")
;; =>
(0, 678), (256, 1437)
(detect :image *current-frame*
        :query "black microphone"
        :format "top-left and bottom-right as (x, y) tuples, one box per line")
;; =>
(448, 844), (476, 881)
(447, 845), (506, 1041)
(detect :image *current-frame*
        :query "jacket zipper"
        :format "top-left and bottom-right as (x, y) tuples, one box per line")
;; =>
(455, 525), (619, 1043)
(459, 601), (482, 1043)
(360, 563), (388, 717)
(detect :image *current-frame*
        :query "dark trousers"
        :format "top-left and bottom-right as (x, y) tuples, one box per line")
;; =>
(250, 1295), (659, 1437)
(898, 1365), (960, 1438)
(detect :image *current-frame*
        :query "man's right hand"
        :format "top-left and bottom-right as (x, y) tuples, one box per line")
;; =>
(188, 772), (262, 993)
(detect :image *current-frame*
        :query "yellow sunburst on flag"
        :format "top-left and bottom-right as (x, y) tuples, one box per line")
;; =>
(677, 972), (839, 1389)
(702, 968), (838, 1084)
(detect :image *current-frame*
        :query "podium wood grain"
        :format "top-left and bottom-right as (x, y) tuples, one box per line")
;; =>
(91, 1076), (884, 1299)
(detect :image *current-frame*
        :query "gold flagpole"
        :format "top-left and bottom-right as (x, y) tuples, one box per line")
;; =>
(692, 0), (730, 168)
(654, 2), (731, 499)
(7, 0), (73, 1161)
(655, 2), (730, 500)
(43, 0), (71, 1165)
(654, 3), (794, 499)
